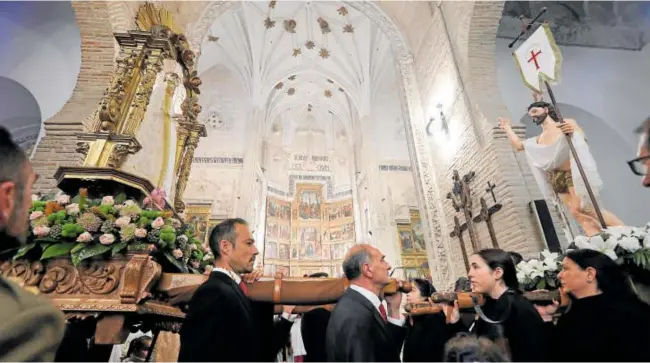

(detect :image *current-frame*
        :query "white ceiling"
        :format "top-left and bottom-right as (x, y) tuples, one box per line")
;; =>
(197, 1), (399, 142)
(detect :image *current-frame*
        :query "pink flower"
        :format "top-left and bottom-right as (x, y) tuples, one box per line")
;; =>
(191, 261), (200, 269)
(76, 232), (93, 243)
(33, 225), (50, 237)
(29, 211), (44, 221)
(172, 249), (183, 259)
(135, 228), (148, 238)
(99, 234), (115, 245)
(114, 216), (131, 228)
(56, 194), (70, 205)
(202, 246), (211, 254)
(151, 217), (165, 230)
(101, 196), (115, 206)
(144, 188), (167, 210)
(66, 203), (80, 215)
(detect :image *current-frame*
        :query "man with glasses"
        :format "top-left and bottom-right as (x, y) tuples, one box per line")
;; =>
(628, 117), (650, 187)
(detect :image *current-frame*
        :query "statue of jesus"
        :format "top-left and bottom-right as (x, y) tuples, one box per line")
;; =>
(498, 101), (624, 236)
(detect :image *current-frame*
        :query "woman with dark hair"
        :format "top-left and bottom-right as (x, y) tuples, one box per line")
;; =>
(444, 249), (546, 362)
(402, 278), (449, 362)
(537, 249), (650, 362)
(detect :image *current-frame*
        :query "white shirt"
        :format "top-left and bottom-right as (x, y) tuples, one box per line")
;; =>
(212, 268), (295, 322)
(290, 318), (307, 356)
(349, 284), (405, 326)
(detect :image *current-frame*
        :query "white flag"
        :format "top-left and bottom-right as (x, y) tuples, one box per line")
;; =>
(513, 23), (562, 93)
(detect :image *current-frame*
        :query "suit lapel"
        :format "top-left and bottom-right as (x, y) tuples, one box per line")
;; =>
(346, 289), (388, 334)
(211, 272), (253, 318)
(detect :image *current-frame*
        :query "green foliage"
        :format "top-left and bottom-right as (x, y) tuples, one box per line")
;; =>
(13, 244), (36, 260)
(71, 243), (112, 266)
(115, 193), (127, 205)
(111, 242), (128, 256)
(61, 224), (84, 238)
(40, 243), (76, 260)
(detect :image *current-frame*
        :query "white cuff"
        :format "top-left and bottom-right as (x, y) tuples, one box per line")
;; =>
(387, 316), (405, 327)
(282, 312), (297, 322)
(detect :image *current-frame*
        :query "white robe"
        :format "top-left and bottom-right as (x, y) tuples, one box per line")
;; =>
(522, 132), (603, 209)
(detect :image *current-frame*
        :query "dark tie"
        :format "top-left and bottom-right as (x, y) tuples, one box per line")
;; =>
(378, 304), (388, 322)
(239, 281), (248, 296)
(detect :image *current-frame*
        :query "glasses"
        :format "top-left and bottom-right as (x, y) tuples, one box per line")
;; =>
(627, 155), (650, 176)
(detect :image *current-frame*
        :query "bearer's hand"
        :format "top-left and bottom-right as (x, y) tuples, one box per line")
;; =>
(441, 300), (460, 324)
(559, 122), (575, 135)
(283, 305), (296, 315)
(498, 117), (512, 130)
(534, 300), (559, 322)
(384, 292), (403, 318)
(241, 269), (263, 283)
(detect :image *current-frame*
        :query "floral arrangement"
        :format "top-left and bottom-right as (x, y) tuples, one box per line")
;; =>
(570, 224), (650, 275)
(18, 188), (214, 273)
(516, 249), (561, 291)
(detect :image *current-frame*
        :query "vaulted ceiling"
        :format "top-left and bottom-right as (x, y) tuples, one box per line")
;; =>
(197, 1), (398, 139)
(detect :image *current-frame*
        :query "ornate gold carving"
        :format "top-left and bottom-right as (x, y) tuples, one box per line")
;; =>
(40, 262), (121, 295)
(107, 142), (142, 169)
(135, 2), (182, 35)
(76, 141), (91, 156)
(1, 260), (45, 287)
(173, 122), (206, 213)
(119, 254), (162, 304)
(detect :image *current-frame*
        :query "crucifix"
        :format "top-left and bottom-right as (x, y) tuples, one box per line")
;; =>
(449, 215), (469, 271)
(473, 181), (503, 249)
(446, 169), (478, 252)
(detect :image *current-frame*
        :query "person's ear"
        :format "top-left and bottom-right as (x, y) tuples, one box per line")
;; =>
(0, 182), (16, 223)
(219, 239), (231, 256)
(493, 266), (504, 281)
(585, 267), (597, 284)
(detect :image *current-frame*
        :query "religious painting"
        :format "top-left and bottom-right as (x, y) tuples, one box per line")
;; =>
(299, 190), (321, 220)
(404, 268), (420, 280)
(342, 223), (355, 240)
(409, 210), (426, 252)
(343, 203), (353, 217)
(279, 244), (290, 260)
(279, 224), (290, 240)
(280, 265), (290, 277)
(329, 205), (342, 221)
(187, 215), (209, 245)
(264, 264), (276, 275)
(331, 243), (343, 260)
(397, 224), (415, 252)
(299, 227), (321, 259)
(266, 222), (278, 239)
(322, 244), (331, 259)
(329, 227), (342, 242)
(291, 245), (298, 259)
(267, 198), (291, 220)
(266, 241), (277, 259)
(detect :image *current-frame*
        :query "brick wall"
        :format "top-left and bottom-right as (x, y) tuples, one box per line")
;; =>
(31, 1), (115, 194)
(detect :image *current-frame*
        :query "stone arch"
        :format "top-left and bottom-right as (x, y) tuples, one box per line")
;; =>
(31, 1), (116, 193)
(465, 1), (510, 133)
(187, 1), (455, 285)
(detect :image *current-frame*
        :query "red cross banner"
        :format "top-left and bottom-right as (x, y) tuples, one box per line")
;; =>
(512, 23), (562, 93)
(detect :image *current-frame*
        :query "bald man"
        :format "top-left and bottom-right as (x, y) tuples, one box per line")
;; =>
(325, 244), (406, 362)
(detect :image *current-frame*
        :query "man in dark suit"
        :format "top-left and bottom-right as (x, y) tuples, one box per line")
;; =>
(178, 218), (260, 362)
(326, 244), (406, 362)
(301, 272), (331, 362)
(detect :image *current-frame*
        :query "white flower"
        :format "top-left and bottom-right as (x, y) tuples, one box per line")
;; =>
(55, 194), (71, 205)
(644, 235), (650, 249)
(66, 203), (80, 215)
(618, 236), (642, 253)
(114, 216), (131, 228)
(101, 196), (115, 206)
(33, 225), (50, 237)
(203, 265), (214, 275)
(203, 253), (213, 261)
(151, 217), (165, 229)
(29, 211), (44, 221)
(606, 226), (633, 239)
(574, 235), (591, 249)
(516, 260), (533, 281)
(172, 249), (183, 259)
(177, 235), (188, 244)
(76, 232), (93, 243)
(135, 228), (148, 238)
(31, 194), (39, 202)
(99, 234), (115, 245)
(528, 260), (545, 279)
(581, 235), (618, 261)
(124, 200), (136, 207)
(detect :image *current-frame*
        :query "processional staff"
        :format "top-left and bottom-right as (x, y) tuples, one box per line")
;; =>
(508, 8), (606, 229)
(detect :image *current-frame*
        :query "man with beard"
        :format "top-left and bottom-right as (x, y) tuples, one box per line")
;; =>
(179, 218), (261, 361)
(628, 117), (650, 187)
(0, 126), (65, 361)
(498, 101), (623, 236)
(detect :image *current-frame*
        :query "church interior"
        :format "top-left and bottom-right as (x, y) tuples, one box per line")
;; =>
(1, 1), (650, 360)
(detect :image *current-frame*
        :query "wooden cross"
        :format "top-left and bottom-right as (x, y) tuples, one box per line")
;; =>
(446, 170), (478, 251)
(449, 215), (469, 271)
(474, 181), (502, 249)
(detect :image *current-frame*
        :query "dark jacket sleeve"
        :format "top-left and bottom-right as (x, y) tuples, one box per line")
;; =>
(179, 286), (248, 362)
(504, 300), (548, 362)
(271, 316), (294, 357)
(387, 322), (407, 360)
